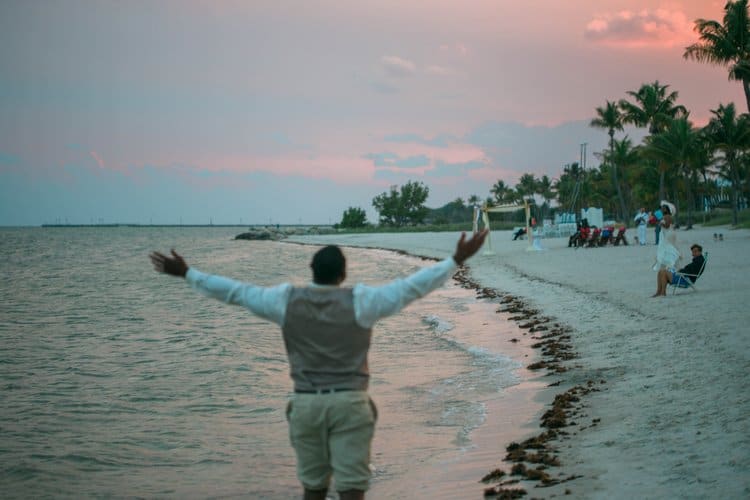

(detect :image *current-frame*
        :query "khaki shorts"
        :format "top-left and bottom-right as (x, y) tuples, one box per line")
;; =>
(286, 390), (377, 492)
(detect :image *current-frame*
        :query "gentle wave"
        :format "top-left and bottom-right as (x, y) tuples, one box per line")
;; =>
(0, 227), (523, 498)
(422, 313), (455, 334)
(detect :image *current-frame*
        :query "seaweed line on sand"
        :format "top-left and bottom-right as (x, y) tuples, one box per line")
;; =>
(452, 266), (598, 499)
(278, 238), (600, 498)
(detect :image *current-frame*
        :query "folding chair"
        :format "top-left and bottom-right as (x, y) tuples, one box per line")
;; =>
(670, 251), (708, 295)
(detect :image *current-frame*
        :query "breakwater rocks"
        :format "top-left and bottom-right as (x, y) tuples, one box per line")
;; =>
(235, 226), (336, 241)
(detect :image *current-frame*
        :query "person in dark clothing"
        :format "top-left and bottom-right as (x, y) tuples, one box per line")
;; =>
(512, 227), (526, 240)
(652, 244), (705, 296)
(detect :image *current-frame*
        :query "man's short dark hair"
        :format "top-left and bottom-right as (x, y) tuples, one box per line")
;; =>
(691, 244), (703, 252)
(311, 245), (346, 284)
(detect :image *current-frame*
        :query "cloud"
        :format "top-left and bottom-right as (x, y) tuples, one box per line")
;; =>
(90, 151), (105, 169)
(372, 168), (414, 183)
(426, 159), (487, 178)
(463, 120), (647, 186)
(370, 81), (399, 94)
(584, 8), (694, 48)
(364, 152), (397, 166)
(380, 55), (417, 78)
(364, 152), (430, 168)
(425, 65), (455, 76)
(372, 52), (457, 97)
(439, 42), (469, 57)
(383, 133), (454, 147)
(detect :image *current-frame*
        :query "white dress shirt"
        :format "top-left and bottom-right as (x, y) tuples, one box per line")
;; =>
(185, 257), (458, 329)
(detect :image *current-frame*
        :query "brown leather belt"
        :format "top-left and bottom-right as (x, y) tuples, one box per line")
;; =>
(294, 388), (356, 394)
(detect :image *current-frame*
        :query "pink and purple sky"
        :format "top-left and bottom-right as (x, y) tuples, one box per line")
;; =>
(0, 0), (741, 225)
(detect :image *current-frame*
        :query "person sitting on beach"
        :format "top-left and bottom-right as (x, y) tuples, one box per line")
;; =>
(652, 244), (705, 297)
(569, 220), (590, 248)
(568, 225), (581, 247)
(512, 227), (526, 240)
(150, 230), (488, 500)
(587, 227), (601, 247)
(613, 226), (628, 246)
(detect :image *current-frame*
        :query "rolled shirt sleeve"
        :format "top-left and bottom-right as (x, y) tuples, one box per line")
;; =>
(185, 268), (291, 325)
(353, 257), (458, 329)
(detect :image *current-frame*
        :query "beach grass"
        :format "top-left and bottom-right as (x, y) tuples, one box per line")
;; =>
(699, 207), (750, 228)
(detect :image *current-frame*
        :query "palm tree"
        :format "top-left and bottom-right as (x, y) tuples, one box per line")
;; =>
(619, 81), (688, 200)
(625, 145), (661, 212)
(591, 100), (627, 222)
(619, 81), (688, 134)
(516, 173), (538, 201)
(704, 102), (750, 225)
(537, 174), (554, 221)
(554, 162), (589, 214)
(643, 117), (702, 228)
(690, 133), (715, 225)
(604, 137), (641, 219)
(490, 180), (513, 204)
(585, 168), (612, 212)
(511, 174), (537, 223)
(684, 0), (750, 113)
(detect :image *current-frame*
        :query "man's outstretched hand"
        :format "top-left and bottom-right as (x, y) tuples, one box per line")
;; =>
(453, 229), (489, 265)
(150, 249), (189, 277)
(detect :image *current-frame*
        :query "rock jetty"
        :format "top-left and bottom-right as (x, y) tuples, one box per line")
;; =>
(235, 226), (335, 241)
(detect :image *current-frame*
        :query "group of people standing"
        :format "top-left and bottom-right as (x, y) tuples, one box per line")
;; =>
(633, 204), (673, 247)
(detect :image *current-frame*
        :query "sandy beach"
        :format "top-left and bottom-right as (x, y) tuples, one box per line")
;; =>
(287, 224), (750, 499)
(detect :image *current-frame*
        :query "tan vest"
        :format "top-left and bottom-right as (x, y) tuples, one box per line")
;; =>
(282, 287), (372, 391)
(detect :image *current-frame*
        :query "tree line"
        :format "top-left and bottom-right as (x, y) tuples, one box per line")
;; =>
(339, 1), (750, 229)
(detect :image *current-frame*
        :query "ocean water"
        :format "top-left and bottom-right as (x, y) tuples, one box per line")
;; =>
(0, 227), (525, 498)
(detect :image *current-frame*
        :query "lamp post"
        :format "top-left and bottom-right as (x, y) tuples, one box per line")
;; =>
(578, 142), (587, 217)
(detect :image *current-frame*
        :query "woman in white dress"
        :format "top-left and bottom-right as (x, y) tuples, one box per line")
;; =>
(652, 201), (680, 271)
